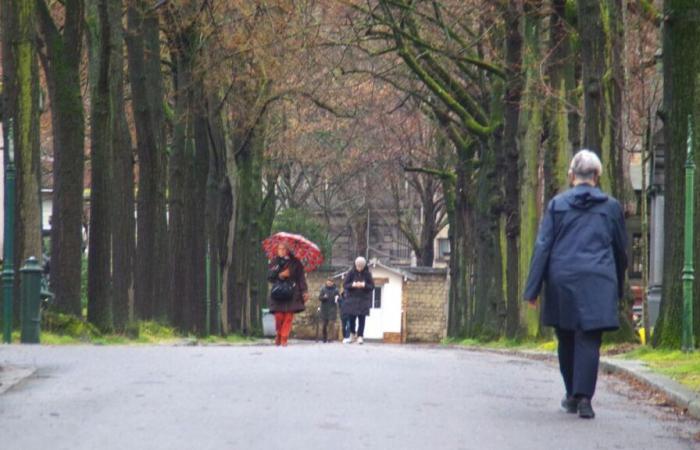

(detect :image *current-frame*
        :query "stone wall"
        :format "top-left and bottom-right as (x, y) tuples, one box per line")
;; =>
(404, 268), (449, 343)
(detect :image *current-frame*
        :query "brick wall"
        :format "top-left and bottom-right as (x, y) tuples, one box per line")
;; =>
(404, 268), (449, 343)
(291, 268), (343, 340)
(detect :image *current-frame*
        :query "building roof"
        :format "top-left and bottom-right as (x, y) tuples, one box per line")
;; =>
(332, 258), (418, 281)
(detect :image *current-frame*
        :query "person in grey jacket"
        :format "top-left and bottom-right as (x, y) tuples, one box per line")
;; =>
(318, 278), (340, 343)
(524, 149), (628, 419)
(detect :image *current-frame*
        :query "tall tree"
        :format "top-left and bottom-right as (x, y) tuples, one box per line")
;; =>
(126, 0), (169, 322)
(577, 0), (636, 341)
(85, 0), (133, 331)
(1, 0), (43, 322)
(86, 0), (114, 330)
(37, 0), (86, 317)
(653, 0), (700, 348)
(109, 0), (135, 331)
(501, 0), (525, 339)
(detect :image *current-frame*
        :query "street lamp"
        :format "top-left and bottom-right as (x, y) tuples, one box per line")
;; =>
(682, 115), (695, 352)
(2, 119), (16, 344)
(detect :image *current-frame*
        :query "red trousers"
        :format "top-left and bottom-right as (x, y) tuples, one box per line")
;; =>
(274, 312), (294, 345)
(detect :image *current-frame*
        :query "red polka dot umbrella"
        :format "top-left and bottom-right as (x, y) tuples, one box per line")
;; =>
(262, 232), (324, 272)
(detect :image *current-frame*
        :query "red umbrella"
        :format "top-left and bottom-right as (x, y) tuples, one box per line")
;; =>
(262, 232), (324, 272)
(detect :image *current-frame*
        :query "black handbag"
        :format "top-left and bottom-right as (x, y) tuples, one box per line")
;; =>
(271, 280), (295, 302)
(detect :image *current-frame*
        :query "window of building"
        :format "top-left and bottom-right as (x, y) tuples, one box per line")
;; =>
(437, 238), (451, 260)
(630, 233), (643, 279)
(373, 287), (382, 309)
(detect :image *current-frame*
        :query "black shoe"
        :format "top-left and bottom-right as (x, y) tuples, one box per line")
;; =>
(577, 398), (595, 419)
(561, 396), (578, 414)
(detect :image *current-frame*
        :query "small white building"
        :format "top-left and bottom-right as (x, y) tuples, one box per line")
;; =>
(334, 259), (416, 342)
(362, 260), (416, 341)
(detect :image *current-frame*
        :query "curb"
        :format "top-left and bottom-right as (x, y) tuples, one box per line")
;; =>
(447, 345), (700, 420)
(0, 365), (36, 395)
(598, 357), (700, 419)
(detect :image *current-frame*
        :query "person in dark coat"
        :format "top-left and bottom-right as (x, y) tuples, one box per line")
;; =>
(318, 278), (340, 343)
(523, 149), (628, 419)
(268, 243), (309, 346)
(341, 256), (374, 344)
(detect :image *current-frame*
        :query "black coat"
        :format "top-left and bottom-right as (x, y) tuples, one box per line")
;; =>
(268, 256), (308, 314)
(318, 285), (339, 321)
(523, 184), (628, 331)
(341, 268), (375, 316)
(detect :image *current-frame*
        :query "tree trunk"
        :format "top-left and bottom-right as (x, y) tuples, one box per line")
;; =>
(2, 0), (43, 327)
(577, 0), (607, 157)
(227, 116), (267, 335)
(205, 98), (228, 335)
(38, 0), (86, 317)
(446, 166), (472, 337)
(578, 0), (636, 342)
(86, 0), (113, 331)
(418, 188), (437, 267)
(470, 140), (505, 339)
(108, 0), (134, 331)
(168, 43), (196, 332)
(502, 0), (524, 339)
(126, 0), (169, 322)
(191, 103), (210, 335)
(653, 0), (700, 348)
(519, 0), (548, 338)
(543, 0), (575, 200)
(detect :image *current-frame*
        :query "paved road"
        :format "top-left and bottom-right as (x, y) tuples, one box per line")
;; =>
(0, 343), (698, 450)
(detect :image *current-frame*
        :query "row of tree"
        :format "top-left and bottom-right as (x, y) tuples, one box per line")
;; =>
(0, 0), (698, 347)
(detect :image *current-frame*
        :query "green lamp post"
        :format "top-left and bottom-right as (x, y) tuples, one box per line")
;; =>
(682, 115), (695, 352)
(3, 119), (16, 344)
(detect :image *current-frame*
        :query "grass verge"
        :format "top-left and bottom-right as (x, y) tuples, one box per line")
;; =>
(8, 313), (258, 346)
(445, 336), (700, 393)
(620, 346), (700, 392)
(443, 337), (557, 353)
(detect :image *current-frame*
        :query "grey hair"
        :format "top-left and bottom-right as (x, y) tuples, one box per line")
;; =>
(354, 256), (367, 270)
(569, 149), (603, 181)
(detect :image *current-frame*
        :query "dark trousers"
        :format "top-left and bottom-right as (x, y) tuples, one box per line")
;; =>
(555, 328), (603, 399)
(342, 315), (366, 338)
(322, 319), (335, 342)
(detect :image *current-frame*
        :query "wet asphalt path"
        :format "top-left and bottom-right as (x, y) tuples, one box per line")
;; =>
(0, 343), (698, 450)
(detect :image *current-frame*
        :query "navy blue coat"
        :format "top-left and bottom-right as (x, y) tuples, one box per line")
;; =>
(523, 184), (628, 331)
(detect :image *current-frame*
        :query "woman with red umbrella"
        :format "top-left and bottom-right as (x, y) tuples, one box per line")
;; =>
(263, 232), (322, 346)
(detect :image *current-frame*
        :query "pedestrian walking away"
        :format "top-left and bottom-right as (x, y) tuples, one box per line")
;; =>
(318, 278), (340, 343)
(341, 256), (374, 344)
(523, 149), (628, 419)
(267, 243), (309, 346)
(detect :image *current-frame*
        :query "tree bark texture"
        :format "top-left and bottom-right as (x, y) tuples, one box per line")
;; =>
(1, 0), (43, 326)
(654, 0), (700, 347)
(108, 0), (134, 331)
(126, 0), (169, 322)
(86, 0), (114, 331)
(38, 0), (86, 317)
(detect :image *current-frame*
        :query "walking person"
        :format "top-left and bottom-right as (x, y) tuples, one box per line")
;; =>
(318, 278), (340, 343)
(268, 243), (309, 347)
(523, 150), (628, 419)
(341, 256), (374, 344)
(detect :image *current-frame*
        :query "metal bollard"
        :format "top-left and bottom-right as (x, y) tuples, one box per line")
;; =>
(20, 257), (43, 344)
